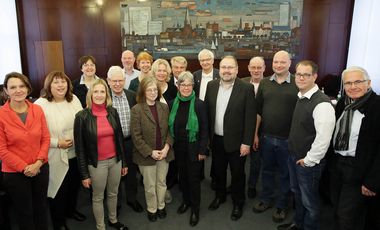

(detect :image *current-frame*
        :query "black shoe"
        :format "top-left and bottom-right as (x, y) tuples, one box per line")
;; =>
(177, 203), (190, 214)
(189, 211), (199, 226)
(277, 223), (301, 230)
(108, 221), (128, 230)
(231, 205), (243, 221)
(127, 200), (143, 213)
(54, 224), (70, 230)
(157, 208), (167, 219)
(147, 211), (157, 222)
(208, 197), (226, 211)
(226, 185), (232, 194)
(66, 211), (86, 222)
(247, 187), (257, 199)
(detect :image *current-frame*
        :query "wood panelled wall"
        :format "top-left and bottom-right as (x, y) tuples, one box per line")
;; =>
(16, 0), (354, 97)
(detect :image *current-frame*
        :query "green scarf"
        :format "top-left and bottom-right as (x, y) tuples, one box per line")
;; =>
(169, 91), (199, 142)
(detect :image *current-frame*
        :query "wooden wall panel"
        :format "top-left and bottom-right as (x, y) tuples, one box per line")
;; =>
(16, 0), (354, 97)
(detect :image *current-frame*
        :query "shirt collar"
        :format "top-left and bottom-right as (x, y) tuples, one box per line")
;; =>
(297, 84), (319, 99)
(111, 90), (126, 99)
(79, 74), (99, 85)
(269, 72), (291, 83)
(202, 69), (213, 78)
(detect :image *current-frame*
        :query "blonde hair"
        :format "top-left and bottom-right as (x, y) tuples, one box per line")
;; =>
(151, 59), (172, 82)
(85, 79), (113, 108)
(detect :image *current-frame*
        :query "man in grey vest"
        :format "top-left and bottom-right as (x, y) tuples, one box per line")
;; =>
(278, 60), (335, 230)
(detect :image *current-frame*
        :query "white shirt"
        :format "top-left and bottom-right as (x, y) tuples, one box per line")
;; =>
(333, 110), (363, 157)
(298, 85), (336, 166)
(123, 68), (140, 89)
(214, 81), (234, 136)
(199, 70), (214, 101)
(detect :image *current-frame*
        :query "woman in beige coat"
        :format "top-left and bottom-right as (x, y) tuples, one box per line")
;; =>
(130, 76), (174, 222)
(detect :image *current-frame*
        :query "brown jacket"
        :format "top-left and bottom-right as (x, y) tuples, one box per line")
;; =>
(131, 102), (174, 166)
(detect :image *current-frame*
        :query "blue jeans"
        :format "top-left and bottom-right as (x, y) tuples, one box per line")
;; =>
(259, 135), (290, 209)
(288, 154), (325, 230)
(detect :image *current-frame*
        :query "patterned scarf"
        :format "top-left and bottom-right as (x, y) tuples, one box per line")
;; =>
(334, 89), (372, 150)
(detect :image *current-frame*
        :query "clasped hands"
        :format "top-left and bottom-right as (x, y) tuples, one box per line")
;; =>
(151, 144), (170, 161)
(24, 160), (43, 177)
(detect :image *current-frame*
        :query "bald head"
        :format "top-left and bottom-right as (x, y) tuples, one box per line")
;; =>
(272, 50), (291, 77)
(121, 50), (136, 70)
(248, 56), (265, 82)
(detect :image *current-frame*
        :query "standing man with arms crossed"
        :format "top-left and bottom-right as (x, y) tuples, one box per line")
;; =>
(242, 56), (265, 199)
(205, 55), (256, 220)
(121, 50), (140, 90)
(278, 60), (335, 230)
(253, 50), (298, 223)
(107, 66), (144, 214)
(329, 66), (380, 230)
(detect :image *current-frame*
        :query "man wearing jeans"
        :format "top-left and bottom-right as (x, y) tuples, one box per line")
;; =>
(253, 50), (298, 223)
(278, 60), (335, 230)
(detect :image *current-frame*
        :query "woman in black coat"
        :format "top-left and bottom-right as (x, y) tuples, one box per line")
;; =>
(168, 71), (209, 227)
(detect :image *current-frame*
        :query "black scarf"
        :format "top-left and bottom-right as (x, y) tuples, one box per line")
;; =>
(334, 89), (372, 151)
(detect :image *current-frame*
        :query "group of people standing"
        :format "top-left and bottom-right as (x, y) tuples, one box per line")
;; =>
(0, 48), (379, 230)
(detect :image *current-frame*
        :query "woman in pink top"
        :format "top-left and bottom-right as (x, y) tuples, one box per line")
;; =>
(74, 79), (128, 230)
(0, 72), (50, 230)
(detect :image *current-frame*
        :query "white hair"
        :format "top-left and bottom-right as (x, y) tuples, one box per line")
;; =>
(342, 66), (370, 81)
(107, 66), (125, 79)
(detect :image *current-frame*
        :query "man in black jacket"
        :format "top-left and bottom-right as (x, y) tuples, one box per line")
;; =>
(329, 66), (380, 230)
(205, 55), (256, 221)
(107, 66), (143, 213)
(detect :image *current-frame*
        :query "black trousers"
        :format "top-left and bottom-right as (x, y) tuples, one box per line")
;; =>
(174, 141), (202, 213)
(212, 135), (246, 206)
(118, 137), (138, 205)
(329, 155), (368, 230)
(49, 158), (81, 229)
(3, 164), (49, 230)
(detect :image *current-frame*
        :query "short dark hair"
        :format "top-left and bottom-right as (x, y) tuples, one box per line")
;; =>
(3, 72), (32, 95)
(78, 55), (96, 69)
(136, 76), (162, 104)
(296, 60), (318, 74)
(41, 71), (74, 102)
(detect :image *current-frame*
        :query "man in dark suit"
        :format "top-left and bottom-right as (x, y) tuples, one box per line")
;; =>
(329, 66), (380, 230)
(169, 56), (187, 88)
(193, 49), (220, 101)
(107, 66), (143, 213)
(205, 55), (256, 221)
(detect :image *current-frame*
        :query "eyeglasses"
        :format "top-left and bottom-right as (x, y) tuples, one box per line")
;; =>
(343, 80), (367, 87)
(109, 80), (125, 84)
(179, 83), (193, 88)
(146, 88), (158, 93)
(199, 58), (212, 62)
(295, 73), (313, 78)
(220, 66), (236, 70)
(83, 63), (95, 68)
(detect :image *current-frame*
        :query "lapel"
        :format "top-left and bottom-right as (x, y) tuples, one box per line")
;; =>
(213, 69), (219, 80)
(225, 78), (240, 115)
(209, 79), (220, 118)
(142, 103), (156, 124)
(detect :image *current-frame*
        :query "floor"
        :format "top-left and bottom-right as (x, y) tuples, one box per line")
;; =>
(8, 157), (335, 230)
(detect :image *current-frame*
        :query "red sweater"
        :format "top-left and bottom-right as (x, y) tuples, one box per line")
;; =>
(0, 100), (50, 172)
(92, 103), (116, 160)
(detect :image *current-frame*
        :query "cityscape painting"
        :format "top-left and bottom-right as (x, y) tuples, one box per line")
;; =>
(120, 0), (304, 59)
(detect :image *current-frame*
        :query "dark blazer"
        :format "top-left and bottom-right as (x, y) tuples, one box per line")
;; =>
(330, 92), (380, 193)
(205, 78), (256, 152)
(169, 98), (209, 162)
(74, 107), (126, 180)
(130, 102), (174, 166)
(72, 78), (88, 108)
(193, 68), (220, 98)
(124, 89), (137, 108)
(162, 81), (177, 103)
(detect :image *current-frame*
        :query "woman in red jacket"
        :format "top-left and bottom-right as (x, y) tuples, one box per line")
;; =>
(0, 72), (50, 230)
